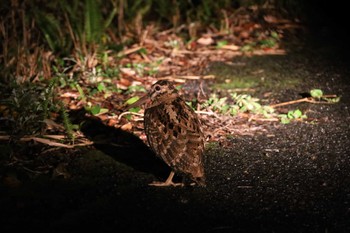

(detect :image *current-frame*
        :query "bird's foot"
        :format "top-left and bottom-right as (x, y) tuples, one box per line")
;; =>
(149, 171), (184, 187)
(149, 180), (184, 187)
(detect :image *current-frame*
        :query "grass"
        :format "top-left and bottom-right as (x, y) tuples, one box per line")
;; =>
(213, 76), (261, 90)
(0, 0), (316, 141)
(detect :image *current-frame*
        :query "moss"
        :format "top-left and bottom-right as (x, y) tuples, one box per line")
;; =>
(207, 55), (304, 93)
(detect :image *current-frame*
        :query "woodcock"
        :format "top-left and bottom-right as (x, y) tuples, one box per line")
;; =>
(126, 80), (205, 187)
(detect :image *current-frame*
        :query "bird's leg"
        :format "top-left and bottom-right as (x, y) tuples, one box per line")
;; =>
(149, 171), (184, 187)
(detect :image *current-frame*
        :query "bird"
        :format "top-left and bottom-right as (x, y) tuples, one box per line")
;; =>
(126, 80), (205, 187)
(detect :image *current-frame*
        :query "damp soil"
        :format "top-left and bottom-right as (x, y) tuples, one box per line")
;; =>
(1, 38), (350, 232)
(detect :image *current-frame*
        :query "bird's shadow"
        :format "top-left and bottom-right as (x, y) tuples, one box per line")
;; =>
(71, 110), (170, 180)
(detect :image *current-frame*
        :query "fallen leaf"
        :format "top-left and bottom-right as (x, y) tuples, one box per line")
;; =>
(220, 44), (240, 51)
(120, 68), (136, 76)
(197, 37), (214, 45)
(121, 122), (133, 131)
(108, 118), (118, 126)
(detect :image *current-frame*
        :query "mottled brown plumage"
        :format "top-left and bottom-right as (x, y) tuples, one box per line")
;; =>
(128, 80), (205, 186)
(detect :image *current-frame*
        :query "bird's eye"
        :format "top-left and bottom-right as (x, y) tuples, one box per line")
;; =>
(155, 85), (161, 91)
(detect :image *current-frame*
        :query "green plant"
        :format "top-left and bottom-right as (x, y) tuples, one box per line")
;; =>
(32, 0), (117, 53)
(310, 89), (340, 103)
(0, 79), (77, 139)
(310, 89), (323, 99)
(200, 93), (275, 117)
(59, 101), (75, 140)
(84, 0), (103, 44)
(42, 77), (58, 120)
(216, 40), (228, 48)
(230, 93), (275, 116)
(258, 31), (279, 49)
(2, 85), (46, 135)
(84, 103), (109, 116)
(122, 96), (142, 120)
(278, 109), (307, 124)
(241, 43), (256, 52)
(74, 83), (87, 102)
(201, 94), (231, 114)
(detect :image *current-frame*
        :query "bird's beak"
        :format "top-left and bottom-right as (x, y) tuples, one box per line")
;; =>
(124, 94), (150, 110)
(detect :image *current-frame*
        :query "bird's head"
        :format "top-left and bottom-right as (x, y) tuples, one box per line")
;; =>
(148, 80), (179, 105)
(126, 80), (179, 109)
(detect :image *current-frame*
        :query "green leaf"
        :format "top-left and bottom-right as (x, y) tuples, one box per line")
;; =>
(75, 83), (86, 101)
(175, 85), (183, 91)
(292, 109), (303, 118)
(71, 124), (80, 130)
(221, 105), (229, 113)
(104, 7), (117, 29)
(34, 11), (63, 51)
(284, 109), (306, 121)
(125, 96), (140, 105)
(97, 82), (106, 92)
(241, 44), (254, 52)
(216, 40), (228, 48)
(138, 48), (147, 54)
(280, 117), (291, 124)
(125, 115), (132, 120)
(245, 102), (254, 111)
(323, 97), (340, 103)
(230, 108), (238, 116)
(310, 89), (323, 98)
(297, 109), (304, 118)
(86, 105), (108, 116)
(129, 107), (141, 113)
(270, 31), (279, 39)
(90, 105), (101, 115)
(99, 108), (109, 114)
(85, 0), (102, 43)
(186, 101), (193, 108)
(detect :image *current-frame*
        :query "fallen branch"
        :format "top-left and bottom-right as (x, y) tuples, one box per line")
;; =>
(270, 95), (339, 108)
(118, 46), (143, 56)
(117, 111), (144, 120)
(195, 110), (220, 118)
(158, 75), (215, 83)
(0, 135), (94, 148)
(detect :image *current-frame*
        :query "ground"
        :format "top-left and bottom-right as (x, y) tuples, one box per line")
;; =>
(1, 33), (350, 232)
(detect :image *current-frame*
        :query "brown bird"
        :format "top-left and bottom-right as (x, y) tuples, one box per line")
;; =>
(127, 80), (205, 187)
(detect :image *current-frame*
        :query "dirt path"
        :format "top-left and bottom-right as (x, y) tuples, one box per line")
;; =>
(1, 38), (350, 233)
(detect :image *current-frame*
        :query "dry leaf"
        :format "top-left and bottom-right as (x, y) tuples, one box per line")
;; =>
(220, 44), (240, 51)
(120, 68), (136, 76)
(197, 37), (214, 45)
(108, 118), (118, 127)
(121, 122), (133, 131)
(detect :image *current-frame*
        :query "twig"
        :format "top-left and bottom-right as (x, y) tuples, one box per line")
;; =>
(159, 75), (215, 82)
(248, 116), (279, 122)
(322, 94), (338, 98)
(117, 111), (144, 120)
(118, 46), (143, 56)
(270, 97), (328, 108)
(270, 97), (309, 108)
(27, 137), (93, 148)
(195, 110), (219, 118)
(0, 135), (94, 148)
(270, 96), (339, 108)
(43, 135), (66, 140)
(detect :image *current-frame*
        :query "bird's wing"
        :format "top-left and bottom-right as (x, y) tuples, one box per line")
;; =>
(144, 99), (205, 178)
